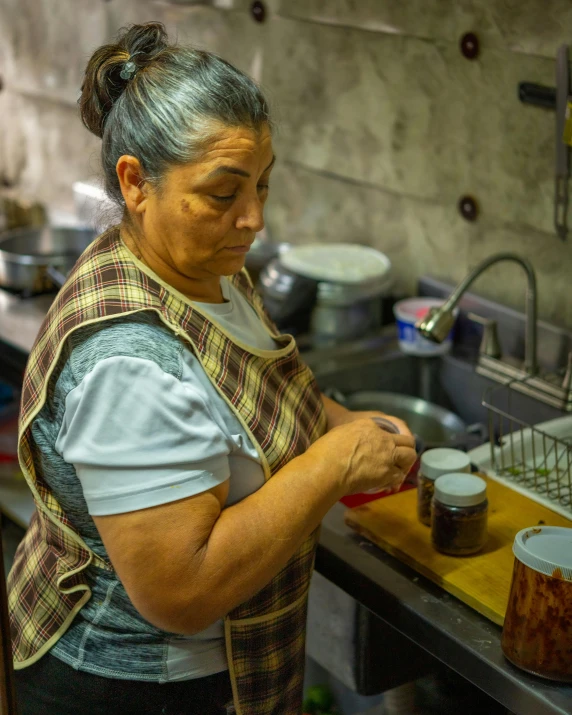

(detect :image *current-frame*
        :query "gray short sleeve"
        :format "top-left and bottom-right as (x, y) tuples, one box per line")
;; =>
(56, 355), (232, 516)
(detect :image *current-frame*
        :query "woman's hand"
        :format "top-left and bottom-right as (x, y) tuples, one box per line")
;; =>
(307, 417), (417, 496)
(334, 408), (412, 439)
(321, 394), (412, 438)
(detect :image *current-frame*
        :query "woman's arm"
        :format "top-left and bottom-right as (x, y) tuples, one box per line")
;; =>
(94, 419), (416, 636)
(95, 450), (338, 635)
(321, 393), (351, 430)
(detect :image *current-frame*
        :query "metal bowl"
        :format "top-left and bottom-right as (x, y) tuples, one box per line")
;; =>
(0, 226), (96, 293)
(342, 391), (467, 449)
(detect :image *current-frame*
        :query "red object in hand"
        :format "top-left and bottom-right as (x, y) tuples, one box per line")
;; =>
(340, 451), (421, 508)
(339, 415), (420, 508)
(340, 480), (416, 508)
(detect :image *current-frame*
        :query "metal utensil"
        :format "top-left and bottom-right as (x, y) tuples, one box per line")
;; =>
(0, 226), (96, 293)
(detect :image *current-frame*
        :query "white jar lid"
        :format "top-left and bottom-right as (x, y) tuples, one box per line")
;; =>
(420, 448), (471, 481)
(434, 473), (487, 507)
(513, 526), (572, 580)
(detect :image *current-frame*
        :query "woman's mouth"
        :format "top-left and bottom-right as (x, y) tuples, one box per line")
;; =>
(225, 245), (251, 254)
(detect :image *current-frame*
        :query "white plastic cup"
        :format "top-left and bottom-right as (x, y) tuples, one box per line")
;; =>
(393, 298), (458, 357)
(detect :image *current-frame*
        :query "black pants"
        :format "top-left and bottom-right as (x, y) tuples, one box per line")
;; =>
(14, 653), (234, 715)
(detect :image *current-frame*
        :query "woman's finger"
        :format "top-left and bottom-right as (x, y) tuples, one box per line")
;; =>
(366, 468), (404, 494)
(390, 433), (416, 450)
(393, 445), (418, 471)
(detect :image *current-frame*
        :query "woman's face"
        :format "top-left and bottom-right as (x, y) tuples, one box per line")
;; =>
(120, 123), (274, 300)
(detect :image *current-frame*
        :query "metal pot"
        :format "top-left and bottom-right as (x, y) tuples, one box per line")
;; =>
(245, 231), (291, 280)
(0, 226), (96, 293)
(258, 258), (319, 336)
(334, 390), (468, 450)
(259, 257), (391, 343)
(310, 295), (383, 345)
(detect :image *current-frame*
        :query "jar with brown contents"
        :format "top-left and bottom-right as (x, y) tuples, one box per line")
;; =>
(502, 526), (572, 682)
(417, 449), (471, 526)
(431, 473), (488, 556)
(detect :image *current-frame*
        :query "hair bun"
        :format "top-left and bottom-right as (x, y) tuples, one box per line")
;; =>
(122, 22), (169, 63)
(79, 22), (170, 139)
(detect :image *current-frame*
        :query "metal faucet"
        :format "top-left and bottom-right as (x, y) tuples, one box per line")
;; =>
(416, 253), (538, 376)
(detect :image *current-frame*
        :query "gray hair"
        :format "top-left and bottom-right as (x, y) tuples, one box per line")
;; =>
(79, 23), (271, 207)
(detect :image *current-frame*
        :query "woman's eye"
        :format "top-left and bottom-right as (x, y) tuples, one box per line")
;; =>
(210, 185), (269, 202)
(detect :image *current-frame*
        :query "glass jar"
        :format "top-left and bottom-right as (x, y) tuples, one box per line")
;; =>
(502, 526), (572, 682)
(417, 449), (471, 526)
(431, 473), (488, 555)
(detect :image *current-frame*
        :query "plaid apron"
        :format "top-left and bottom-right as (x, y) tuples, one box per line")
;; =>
(8, 228), (327, 715)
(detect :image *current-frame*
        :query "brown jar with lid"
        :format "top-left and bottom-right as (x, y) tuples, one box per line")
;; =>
(502, 526), (572, 682)
(417, 448), (471, 526)
(431, 473), (488, 556)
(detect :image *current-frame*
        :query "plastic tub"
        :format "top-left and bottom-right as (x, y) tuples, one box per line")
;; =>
(393, 298), (458, 357)
(501, 526), (572, 682)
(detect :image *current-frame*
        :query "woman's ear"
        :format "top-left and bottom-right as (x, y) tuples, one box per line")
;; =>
(116, 155), (149, 215)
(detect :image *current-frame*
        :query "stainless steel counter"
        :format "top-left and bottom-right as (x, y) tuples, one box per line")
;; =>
(0, 291), (52, 355)
(0, 290), (570, 714)
(319, 504), (572, 715)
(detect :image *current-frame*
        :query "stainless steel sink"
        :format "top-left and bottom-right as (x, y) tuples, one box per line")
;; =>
(303, 328), (566, 430)
(304, 330), (461, 418)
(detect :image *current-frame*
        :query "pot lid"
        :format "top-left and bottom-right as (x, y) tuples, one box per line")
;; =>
(280, 243), (391, 285)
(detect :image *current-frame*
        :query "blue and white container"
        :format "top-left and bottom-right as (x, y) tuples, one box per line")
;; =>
(393, 298), (458, 356)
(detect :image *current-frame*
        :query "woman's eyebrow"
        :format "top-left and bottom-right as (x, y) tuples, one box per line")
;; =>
(204, 155), (276, 181)
(206, 166), (250, 180)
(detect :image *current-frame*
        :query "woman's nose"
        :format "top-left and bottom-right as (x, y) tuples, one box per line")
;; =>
(235, 197), (265, 233)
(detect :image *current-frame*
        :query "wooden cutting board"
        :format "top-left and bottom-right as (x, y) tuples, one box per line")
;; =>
(344, 476), (572, 626)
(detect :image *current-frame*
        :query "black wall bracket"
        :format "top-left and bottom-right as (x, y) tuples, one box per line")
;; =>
(518, 82), (556, 110)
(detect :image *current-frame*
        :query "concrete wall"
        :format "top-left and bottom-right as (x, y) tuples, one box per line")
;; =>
(1, 0), (571, 325)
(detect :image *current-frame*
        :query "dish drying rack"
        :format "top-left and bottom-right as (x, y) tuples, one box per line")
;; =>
(479, 378), (572, 520)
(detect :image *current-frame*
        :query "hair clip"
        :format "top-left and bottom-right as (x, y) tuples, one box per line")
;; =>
(120, 61), (138, 81)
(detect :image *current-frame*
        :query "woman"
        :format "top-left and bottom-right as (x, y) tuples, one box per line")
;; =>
(9, 23), (416, 715)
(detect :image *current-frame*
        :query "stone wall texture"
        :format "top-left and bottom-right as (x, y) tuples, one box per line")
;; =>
(1, 0), (571, 325)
